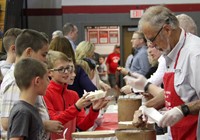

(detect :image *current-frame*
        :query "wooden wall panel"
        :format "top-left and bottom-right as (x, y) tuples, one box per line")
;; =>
(0, 0), (6, 51)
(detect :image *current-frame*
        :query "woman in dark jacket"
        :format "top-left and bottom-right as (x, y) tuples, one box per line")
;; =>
(49, 37), (97, 97)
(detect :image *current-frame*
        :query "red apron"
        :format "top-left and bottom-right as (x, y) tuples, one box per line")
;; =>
(163, 32), (198, 140)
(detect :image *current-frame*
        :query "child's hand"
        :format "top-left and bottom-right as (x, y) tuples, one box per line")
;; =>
(44, 120), (64, 133)
(75, 93), (92, 110)
(92, 98), (109, 111)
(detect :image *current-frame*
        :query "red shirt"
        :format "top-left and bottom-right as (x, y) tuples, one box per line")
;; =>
(44, 80), (99, 140)
(106, 52), (120, 74)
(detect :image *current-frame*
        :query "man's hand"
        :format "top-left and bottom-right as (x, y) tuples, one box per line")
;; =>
(158, 107), (184, 127)
(44, 120), (64, 133)
(141, 92), (153, 99)
(132, 106), (148, 128)
(120, 85), (133, 94)
(138, 105), (148, 122)
(124, 73), (148, 92)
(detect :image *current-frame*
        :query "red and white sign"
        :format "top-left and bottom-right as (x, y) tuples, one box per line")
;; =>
(99, 31), (108, 44)
(109, 31), (118, 44)
(130, 9), (144, 18)
(88, 31), (98, 44)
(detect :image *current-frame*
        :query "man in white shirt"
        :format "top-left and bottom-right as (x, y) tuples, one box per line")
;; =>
(0, 28), (22, 77)
(125, 6), (200, 140)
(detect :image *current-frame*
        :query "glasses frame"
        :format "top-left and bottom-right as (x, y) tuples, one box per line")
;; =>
(147, 26), (163, 44)
(50, 66), (74, 74)
(147, 18), (170, 44)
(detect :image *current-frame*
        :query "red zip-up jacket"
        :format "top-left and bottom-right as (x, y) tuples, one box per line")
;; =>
(44, 80), (99, 140)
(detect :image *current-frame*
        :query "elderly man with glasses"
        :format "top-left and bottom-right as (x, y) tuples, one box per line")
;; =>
(125, 5), (200, 140)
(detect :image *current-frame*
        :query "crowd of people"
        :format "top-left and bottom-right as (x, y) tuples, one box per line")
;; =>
(0, 5), (200, 140)
(0, 27), (110, 140)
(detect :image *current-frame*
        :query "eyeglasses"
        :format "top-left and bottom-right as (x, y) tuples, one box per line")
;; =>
(50, 65), (74, 74)
(147, 18), (170, 44)
(147, 26), (163, 44)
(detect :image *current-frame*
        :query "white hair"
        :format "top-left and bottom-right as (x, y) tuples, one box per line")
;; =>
(139, 5), (179, 31)
(176, 14), (198, 35)
(52, 30), (63, 39)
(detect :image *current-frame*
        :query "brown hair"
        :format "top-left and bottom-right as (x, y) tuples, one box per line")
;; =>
(63, 23), (75, 36)
(49, 37), (75, 64)
(15, 29), (49, 57)
(3, 28), (22, 52)
(14, 58), (47, 90)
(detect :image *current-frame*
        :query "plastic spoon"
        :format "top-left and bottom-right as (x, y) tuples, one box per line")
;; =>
(63, 128), (68, 140)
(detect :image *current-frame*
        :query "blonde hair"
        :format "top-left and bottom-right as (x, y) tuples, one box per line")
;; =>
(75, 41), (95, 79)
(147, 53), (158, 67)
(76, 41), (95, 59)
(47, 50), (72, 69)
(79, 60), (92, 78)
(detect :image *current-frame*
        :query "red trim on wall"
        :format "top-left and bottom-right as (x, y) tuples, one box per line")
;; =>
(62, 4), (200, 13)
(23, 8), (62, 16)
(23, 4), (200, 16)
(62, 5), (148, 14)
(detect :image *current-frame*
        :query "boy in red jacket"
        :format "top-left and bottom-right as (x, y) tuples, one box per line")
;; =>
(44, 50), (108, 140)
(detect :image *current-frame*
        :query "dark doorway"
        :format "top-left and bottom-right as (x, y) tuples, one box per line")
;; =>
(122, 26), (138, 67)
